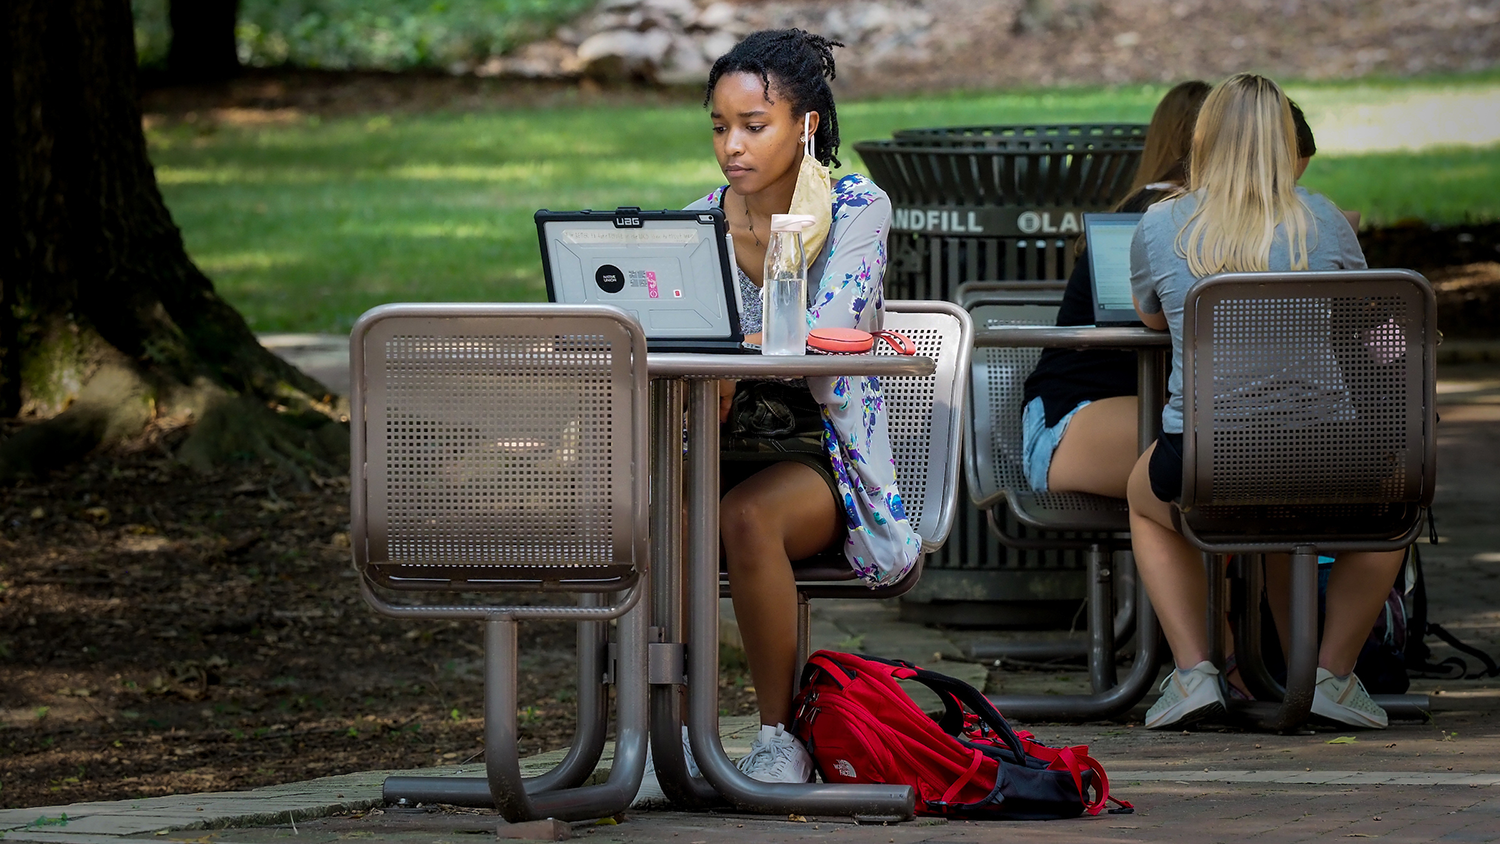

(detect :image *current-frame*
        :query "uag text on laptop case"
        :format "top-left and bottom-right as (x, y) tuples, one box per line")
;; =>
(537, 207), (747, 352)
(1084, 212), (1146, 327)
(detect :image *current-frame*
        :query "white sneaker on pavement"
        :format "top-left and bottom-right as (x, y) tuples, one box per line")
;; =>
(735, 723), (814, 784)
(1311, 668), (1389, 729)
(631, 726), (699, 809)
(1144, 660), (1226, 729)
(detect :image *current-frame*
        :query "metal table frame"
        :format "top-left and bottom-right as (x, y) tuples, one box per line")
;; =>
(971, 325), (1168, 720)
(644, 353), (936, 819)
(970, 323), (1429, 728)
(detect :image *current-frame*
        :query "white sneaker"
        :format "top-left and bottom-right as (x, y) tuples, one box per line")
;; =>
(1311, 668), (1389, 729)
(735, 723), (814, 784)
(631, 726), (699, 809)
(1144, 661), (1226, 729)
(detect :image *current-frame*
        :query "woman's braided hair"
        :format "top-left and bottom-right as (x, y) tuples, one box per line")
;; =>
(704, 29), (844, 168)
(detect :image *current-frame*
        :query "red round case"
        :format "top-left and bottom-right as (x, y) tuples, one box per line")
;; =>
(807, 327), (874, 353)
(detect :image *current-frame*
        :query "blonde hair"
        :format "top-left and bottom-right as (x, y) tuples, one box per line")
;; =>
(1175, 73), (1313, 278)
(1127, 80), (1211, 194)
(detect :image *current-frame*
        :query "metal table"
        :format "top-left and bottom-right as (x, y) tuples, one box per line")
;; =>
(643, 352), (935, 818)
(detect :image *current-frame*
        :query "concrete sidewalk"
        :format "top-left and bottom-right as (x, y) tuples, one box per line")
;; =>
(0, 351), (1477, 841)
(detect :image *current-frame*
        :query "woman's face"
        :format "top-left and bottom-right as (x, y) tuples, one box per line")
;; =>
(709, 71), (809, 197)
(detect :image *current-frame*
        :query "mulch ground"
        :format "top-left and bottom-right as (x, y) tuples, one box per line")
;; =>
(0, 442), (756, 810)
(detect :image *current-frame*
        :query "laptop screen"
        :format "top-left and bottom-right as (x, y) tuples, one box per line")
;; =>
(1085, 213), (1145, 326)
(536, 208), (744, 350)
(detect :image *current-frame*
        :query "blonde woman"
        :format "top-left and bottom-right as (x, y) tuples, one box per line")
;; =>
(1126, 73), (1404, 730)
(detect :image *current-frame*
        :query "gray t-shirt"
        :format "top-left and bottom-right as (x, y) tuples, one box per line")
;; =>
(1129, 187), (1367, 434)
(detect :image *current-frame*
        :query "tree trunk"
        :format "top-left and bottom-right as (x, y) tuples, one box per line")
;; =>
(3, 0), (343, 480)
(167, 0), (241, 83)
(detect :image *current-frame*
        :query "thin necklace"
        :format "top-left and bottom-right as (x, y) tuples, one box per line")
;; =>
(744, 195), (763, 247)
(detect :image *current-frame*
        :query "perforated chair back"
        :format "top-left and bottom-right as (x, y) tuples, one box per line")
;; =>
(964, 302), (1057, 509)
(1180, 270), (1436, 545)
(881, 301), (973, 552)
(350, 304), (650, 611)
(961, 303), (1131, 535)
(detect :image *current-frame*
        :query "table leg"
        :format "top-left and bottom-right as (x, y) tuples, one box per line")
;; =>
(648, 380), (719, 807)
(1137, 348), (1164, 452)
(379, 592), (612, 809)
(682, 379), (915, 818)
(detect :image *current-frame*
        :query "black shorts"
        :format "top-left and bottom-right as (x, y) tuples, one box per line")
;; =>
(720, 380), (840, 506)
(1148, 431), (1185, 503)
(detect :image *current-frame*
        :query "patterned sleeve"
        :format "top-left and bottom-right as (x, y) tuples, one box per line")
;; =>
(808, 176), (891, 332)
(804, 175), (922, 587)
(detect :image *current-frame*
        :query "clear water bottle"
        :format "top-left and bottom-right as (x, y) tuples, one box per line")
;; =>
(762, 214), (815, 356)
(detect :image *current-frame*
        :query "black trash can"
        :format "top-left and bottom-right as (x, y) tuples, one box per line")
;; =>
(857, 124), (1148, 298)
(854, 124), (1148, 627)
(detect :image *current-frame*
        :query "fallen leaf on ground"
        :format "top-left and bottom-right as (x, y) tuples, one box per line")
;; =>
(1326, 736), (1358, 744)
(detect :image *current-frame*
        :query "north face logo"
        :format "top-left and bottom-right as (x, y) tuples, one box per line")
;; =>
(834, 759), (857, 778)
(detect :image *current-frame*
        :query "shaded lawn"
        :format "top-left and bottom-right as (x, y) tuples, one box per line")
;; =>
(146, 76), (1500, 334)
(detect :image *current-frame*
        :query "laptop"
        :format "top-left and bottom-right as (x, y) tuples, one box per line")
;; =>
(1084, 212), (1146, 326)
(536, 207), (750, 353)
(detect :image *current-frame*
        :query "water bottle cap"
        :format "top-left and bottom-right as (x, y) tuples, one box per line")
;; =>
(770, 214), (818, 232)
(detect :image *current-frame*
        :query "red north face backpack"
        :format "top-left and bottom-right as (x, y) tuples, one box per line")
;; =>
(791, 651), (1132, 820)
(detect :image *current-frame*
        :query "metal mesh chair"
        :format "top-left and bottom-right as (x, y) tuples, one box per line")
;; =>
(959, 298), (1152, 712)
(964, 301), (1131, 531)
(718, 301), (973, 632)
(658, 301), (971, 816)
(351, 303), (651, 822)
(1176, 270), (1437, 730)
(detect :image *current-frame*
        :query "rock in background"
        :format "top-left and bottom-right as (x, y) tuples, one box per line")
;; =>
(464, 0), (1500, 97)
(471, 0), (936, 88)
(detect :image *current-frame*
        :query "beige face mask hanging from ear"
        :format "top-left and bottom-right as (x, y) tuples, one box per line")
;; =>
(788, 111), (832, 265)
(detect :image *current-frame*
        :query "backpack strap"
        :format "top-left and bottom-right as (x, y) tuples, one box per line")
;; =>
(901, 665), (1028, 763)
(938, 749), (988, 806)
(803, 651), (857, 689)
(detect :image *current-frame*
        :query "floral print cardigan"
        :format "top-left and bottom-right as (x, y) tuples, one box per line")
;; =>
(688, 174), (923, 587)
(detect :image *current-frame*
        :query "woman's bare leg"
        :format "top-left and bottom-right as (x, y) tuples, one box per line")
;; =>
(1320, 550), (1405, 676)
(1046, 396), (1140, 499)
(1262, 553), (1293, 658)
(1260, 551), (1399, 676)
(721, 462), (842, 727)
(1127, 443), (1211, 669)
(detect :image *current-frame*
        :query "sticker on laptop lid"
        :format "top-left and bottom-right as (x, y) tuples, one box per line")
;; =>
(625, 269), (661, 298)
(563, 230), (697, 245)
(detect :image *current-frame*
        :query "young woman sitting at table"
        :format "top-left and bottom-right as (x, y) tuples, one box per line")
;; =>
(682, 28), (920, 783)
(1125, 73), (1405, 730)
(1020, 79), (1210, 501)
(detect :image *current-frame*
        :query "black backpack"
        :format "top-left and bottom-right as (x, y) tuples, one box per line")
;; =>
(1254, 515), (1500, 693)
(1404, 526), (1500, 682)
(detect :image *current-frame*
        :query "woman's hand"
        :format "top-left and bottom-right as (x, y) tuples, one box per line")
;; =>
(719, 379), (738, 423)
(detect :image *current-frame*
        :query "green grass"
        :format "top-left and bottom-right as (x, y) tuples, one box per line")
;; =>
(146, 74), (1500, 334)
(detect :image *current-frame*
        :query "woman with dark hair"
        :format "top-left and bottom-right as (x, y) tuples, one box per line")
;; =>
(1020, 80), (1211, 501)
(686, 29), (919, 783)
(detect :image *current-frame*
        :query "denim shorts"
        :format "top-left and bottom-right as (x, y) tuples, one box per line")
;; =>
(1020, 396), (1091, 492)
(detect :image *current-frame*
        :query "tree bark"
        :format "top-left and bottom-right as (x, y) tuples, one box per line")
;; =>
(4, 0), (343, 480)
(167, 0), (241, 83)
